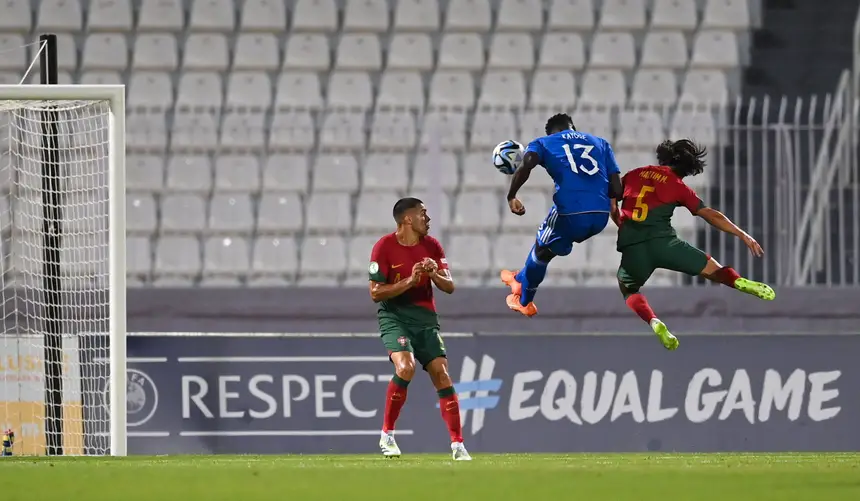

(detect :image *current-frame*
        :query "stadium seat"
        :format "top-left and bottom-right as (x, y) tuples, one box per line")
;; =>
(680, 70), (729, 105)
(263, 154), (310, 192)
(369, 111), (418, 151)
(519, 110), (547, 139)
(336, 34), (383, 70)
(80, 71), (121, 85)
(327, 71), (374, 110)
(209, 195), (254, 233)
(226, 72), (272, 110)
(252, 237), (299, 276)
(590, 32), (636, 69)
(411, 153), (460, 192)
(0, 73), (21, 85)
(573, 108), (614, 140)
(319, 111), (367, 151)
(488, 34), (535, 70)
(133, 34), (179, 71)
(613, 150), (653, 173)
(616, 110), (665, 150)
(305, 193), (353, 233)
(547, 0), (595, 31)
(478, 71), (527, 109)
(462, 152), (510, 190)
(38, 0), (82, 31)
(630, 69), (678, 106)
(355, 191), (400, 233)
(438, 34), (485, 70)
(347, 235), (379, 274)
(171, 112), (219, 151)
(444, 0), (492, 31)
(184, 34), (230, 71)
(127, 155), (165, 192)
(220, 111), (267, 150)
(394, 0), (440, 31)
(55, 33), (77, 72)
(529, 70), (577, 110)
(599, 0), (646, 30)
(166, 155), (212, 192)
(299, 235), (348, 276)
(691, 31), (739, 68)
(501, 190), (550, 230)
(138, 0), (184, 31)
(493, 234), (535, 271)
(155, 236), (202, 276)
(82, 34), (128, 71)
(87, 0), (133, 31)
(275, 72), (323, 109)
(233, 34), (280, 71)
(538, 33), (586, 69)
(387, 34), (434, 71)
(292, 0), (338, 32)
(189, 0), (235, 31)
(362, 154), (410, 191)
(127, 236), (152, 276)
(672, 207), (699, 232)
(199, 276), (244, 287)
(247, 276), (292, 287)
(452, 191), (500, 232)
(651, 0), (698, 30)
(377, 71), (425, 110)
(0, 0), (31, 33)
(127, 194), (157, 233)
(343, 0), (389, 32)
(409, 191), (452, 230)
(497, 0), (543, 31)
(175, 72), (223, 109)
(312, 154), (360, 192)
(257, 194), (304, 233)
(419, 111), (468, 151)
(587, 235), (618, 273)
(161, 194), (207, 232)
(128, 72), (173, 109)
(151, 276), (196, 287)
(448, 235), (491, 275)
(670, 110), (718, 147)
(0, 35), (26, 71)
(640, 31), (688, 68)
(284, 34), (331, 70)
(203, 236), (251, 274)
(702, 0), (750, 30)
(241, 0), (288, 31)
(428, 71), (475, 110)
(126, 112), (169, 150)
(470, 111), (517, 150)
(215, 155), (261, 192)
(269, 111), (316, 151)
(579, 70), (627, 106)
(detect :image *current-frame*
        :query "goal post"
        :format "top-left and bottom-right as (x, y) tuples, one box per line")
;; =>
(0, 82), (127, 455)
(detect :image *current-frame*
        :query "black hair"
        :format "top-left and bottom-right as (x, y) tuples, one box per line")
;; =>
(545, 113), (576, 135)
(393, 197), (423, 223)
(655, 139), (707, 178)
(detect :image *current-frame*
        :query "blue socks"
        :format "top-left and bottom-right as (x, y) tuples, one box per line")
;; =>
(515, 245), (548, 306)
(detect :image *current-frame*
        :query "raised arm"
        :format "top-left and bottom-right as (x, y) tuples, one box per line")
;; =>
(369, 263), (425, 302)
(696, 207), (763, 257)
(423, 239), (454, 294)
(506, 150), (540, 215)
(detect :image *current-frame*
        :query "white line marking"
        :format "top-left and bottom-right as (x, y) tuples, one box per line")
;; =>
(94, 357), (168, 363)
(95, 431), (171, 438)
(178, 430), (413, 437)
(177, 356), (390, 363)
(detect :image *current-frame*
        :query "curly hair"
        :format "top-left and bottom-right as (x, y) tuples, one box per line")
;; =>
(655, 139), (707, 178)
(545, 113), (576, 135)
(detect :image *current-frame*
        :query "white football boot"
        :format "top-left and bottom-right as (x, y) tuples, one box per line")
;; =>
(379, 432), (401, 458)
(451, 442), (472, 461)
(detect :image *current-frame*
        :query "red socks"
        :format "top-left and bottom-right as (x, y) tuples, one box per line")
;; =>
(382, 376), (409, 433)
(438, 387), (463, 443)
(712, 266), (741, 288)
(625, 293), (657, 324)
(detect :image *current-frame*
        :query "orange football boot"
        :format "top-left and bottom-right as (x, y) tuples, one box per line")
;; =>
(505, 294), (538, 317)
(500, 269), (523, 296)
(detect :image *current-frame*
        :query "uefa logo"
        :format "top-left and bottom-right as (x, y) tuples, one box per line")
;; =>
(103, 369), (159, 427)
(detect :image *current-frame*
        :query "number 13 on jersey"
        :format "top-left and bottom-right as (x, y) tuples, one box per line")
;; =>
(561, 144), (599, 175)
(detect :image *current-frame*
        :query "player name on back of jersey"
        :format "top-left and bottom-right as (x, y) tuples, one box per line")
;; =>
(638, 168), (670, 184)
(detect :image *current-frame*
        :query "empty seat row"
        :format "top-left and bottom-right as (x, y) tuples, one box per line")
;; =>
(0, 30), (744, 73)
(2, 0), (752, 34)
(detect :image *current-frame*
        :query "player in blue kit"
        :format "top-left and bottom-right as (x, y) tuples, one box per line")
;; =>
(501, 113), (623, 316)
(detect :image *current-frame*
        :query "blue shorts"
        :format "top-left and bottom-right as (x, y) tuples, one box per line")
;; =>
(535, 207), (609, 256)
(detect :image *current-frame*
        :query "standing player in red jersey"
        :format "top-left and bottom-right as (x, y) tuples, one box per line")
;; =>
(367, 197), (471, 461)
(613, 139), (776, 350)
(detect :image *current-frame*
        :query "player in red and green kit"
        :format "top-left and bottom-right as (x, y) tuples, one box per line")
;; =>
(612, 139), (776, 350)
(368, 197), (471, 461)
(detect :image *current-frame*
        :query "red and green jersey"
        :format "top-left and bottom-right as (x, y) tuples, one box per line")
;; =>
(617, 165), (706, 249)
(368, 233), (448, 326)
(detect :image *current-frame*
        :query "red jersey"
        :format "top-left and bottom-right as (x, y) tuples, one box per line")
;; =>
(368, 233), (449, 325)
(617, 165), (705, 249)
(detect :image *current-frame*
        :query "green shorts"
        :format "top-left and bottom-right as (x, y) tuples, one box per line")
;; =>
(379, 316), (446, 369)
(617, 237), (709, 291)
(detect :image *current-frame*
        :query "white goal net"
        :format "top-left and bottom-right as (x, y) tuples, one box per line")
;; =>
(0, 89), (126, 456)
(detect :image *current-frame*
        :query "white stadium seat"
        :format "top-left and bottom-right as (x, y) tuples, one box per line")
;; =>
(252, 237), (299, 276)
(82, 34), (128, 71)
(529, 70), (577, 110)
(226, 72), (272, 109)
(702, 0), (751, 30)
(470, 111), (518, 150)
(640, 31), (688, 69)
(38, 0), (82, 31)
(377, 71), (425, 110)
(300, 236), (347, 276)
(161, 194), (207, 232)
(589, 32), (636, 69)
(387, 34), (434, 70)
(394, 0), (440, 31)
(233, 34), (280, 70)
(312, 154), (360, 192)
(284, 34), (331, 70)
(292, 0), (338, 32)
(127, 194), (157, 233)
(452, 191), (500, 232)
(362, 154), (410, 191)
(369, 111), (418, 151)
(343, 0), (389, 32)
(616, 110), (665, 150)
(176, 72), (223, 109)
(548, 0), (596, 31)
(127, 155), (165, 192)
(156, 237), (201, 276)
(438, 33), (485, 70)
(671, 111), (718, 148)
(166, 155), (212, 192)
(189, 0), (235, 31)
(269, 111), (316, 151)
(462, 152), (510, 190)
(220, 112), (267, 150)
(630, 69), (678, 106)
(257, 194), (304, 233)
(579, 70), (627, 107)
(184, 34), (230, 71)
(599, 0), (646, 30)
(127, 113), (169, 150)
(691, 31), (740, 69)
(428, 71), (475, 110)
(133, 34), (179, 71)
(572, 109), (614, 140)
(0, 0), (31, 32)
(680, 70), (729, 105)
(203, 235), (251, 275)
(215, 155), (261, 192)
(241, 0), (288, 32)
(171, 112), (219, 150)
(444, 0), (492, 32)
(651, 0), (698, 30)
(319, 111), (367, 151)
(208, 195), (254, 234)
(448, 235), (492, 275)
(88, 0), (133, 31)
(355, 192), (400, 233)
(138, 0), (184, 31)
(497, 0), (543, 31)
(327, 71), (374, 110)
(0, 35), (26, 71)
(501, 190), (550, 231)
(305, 193), (352, 233)
(488, 34), (535, 70)
(478, 71), (527, 109)
(55, 34), (78, 72)
(128, 72), (173, 108)
(412, 153), (460, 192)
(538, 33), (586, 69)
(263, 154), (310, 193)
(275, 72), (323, 110)
(336, 34), (383, 71)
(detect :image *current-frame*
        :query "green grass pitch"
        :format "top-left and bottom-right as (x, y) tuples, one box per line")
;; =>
(3, 453), (859, 500)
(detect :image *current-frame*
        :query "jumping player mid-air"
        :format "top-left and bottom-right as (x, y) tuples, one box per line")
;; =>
(367, 197), (471, 461)
(613, 139), (775, 350)
(501, 113), (623, 316)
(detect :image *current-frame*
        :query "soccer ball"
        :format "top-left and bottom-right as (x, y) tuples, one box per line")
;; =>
(492, 140), (525, 175)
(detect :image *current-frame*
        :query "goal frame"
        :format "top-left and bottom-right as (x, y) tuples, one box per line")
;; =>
(0, 84), (127, 456)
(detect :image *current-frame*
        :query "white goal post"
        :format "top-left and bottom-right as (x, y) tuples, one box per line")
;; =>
(0, 84), (126, 456)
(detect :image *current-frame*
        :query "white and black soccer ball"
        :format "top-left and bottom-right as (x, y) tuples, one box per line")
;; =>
(492, 140), (525, 175)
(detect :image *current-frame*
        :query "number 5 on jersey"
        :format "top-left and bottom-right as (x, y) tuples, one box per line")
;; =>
(632, 186), (654, 221)
(561, 144), (599, 175)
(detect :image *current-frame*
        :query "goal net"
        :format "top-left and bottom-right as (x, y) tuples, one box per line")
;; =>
(0, 87), (126, 456)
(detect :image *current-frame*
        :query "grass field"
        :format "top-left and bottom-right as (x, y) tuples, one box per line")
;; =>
(3, 453), (859, 501)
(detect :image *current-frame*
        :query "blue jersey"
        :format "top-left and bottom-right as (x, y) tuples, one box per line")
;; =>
(526, 131), (620, 215)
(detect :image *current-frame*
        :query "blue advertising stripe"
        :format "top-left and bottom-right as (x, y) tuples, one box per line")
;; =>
(435, 396), (500, 410)
(454, 379), (503, 393)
